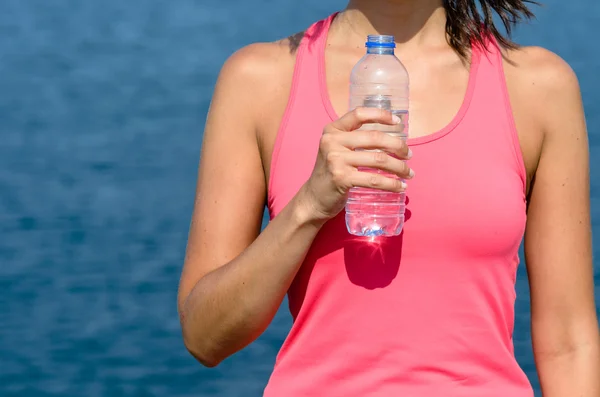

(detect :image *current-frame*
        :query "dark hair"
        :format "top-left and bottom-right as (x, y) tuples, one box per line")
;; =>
(287, 1), (538, 56)
(443, 0), (539, 57)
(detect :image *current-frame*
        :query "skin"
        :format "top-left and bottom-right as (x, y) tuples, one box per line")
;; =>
(179, 0), (600, 394)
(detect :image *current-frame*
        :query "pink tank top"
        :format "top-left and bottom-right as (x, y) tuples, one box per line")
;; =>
(265, 13), (532, 397)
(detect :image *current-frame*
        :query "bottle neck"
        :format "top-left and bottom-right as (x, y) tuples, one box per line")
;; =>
(366, 47), (395, 55)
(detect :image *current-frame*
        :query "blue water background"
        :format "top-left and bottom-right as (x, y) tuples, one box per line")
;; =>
(0, 1), (598, 396)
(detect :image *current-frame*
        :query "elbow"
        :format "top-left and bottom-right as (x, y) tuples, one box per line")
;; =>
(531, 315), (600, 361)
(182, 333), (225, 368)
(181, 319), (226, 368)
(178, 292), (223, 368)
(199, 357), (222, 369)
(186, 344), (223, 368)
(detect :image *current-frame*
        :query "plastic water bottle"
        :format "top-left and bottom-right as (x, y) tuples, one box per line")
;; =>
(345, 35), (409, 237)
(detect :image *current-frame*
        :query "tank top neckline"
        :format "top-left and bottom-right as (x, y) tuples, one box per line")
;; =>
(315, 13), (481, 146)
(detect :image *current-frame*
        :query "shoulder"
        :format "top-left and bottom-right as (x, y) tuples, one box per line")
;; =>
(497, 45), (585, 185)
(502, 46), (581, 108)
(212, 36), (303, 125)
(216, 37), (301, 92)
(502, 46), (583, 132)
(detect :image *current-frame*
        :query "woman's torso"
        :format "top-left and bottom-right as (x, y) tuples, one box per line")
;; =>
(252, 13), (542, 397)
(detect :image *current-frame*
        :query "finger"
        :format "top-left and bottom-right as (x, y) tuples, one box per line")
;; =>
(332, 107), (401, 132)
(348, 169), (407, 192)
(338, 130), (411, 159)
(343, 150), (414, 179)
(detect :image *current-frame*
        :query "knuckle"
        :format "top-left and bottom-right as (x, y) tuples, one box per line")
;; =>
(399, 161), (410, 175)
(354, 107), (366, 120)
(320, 131), (334, 148)
(394, 138), (406, 153)
(392, 178), (404, 191)
(368, 129), (383, 144)
(325, 150), (341, 167)
(373, 151), (387, 164)
(369, 174), (382, 187)
(331, 167), (346, 185)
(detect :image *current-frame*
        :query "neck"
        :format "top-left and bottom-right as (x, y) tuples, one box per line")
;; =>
(341, 0), (447, 47)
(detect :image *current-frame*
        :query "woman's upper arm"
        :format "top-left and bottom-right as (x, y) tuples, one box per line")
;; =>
(178, 44), (279, 312)
(523, 49), (597, 352)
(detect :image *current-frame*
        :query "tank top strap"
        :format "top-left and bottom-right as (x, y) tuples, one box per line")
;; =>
(267, 13), (337, 215)
(291, 13), (337, 103)
(462, 38), (527, 194)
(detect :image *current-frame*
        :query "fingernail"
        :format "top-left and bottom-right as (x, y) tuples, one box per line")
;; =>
(401, 181), (408, 190)
(392, 115), (401, 124)
(407, 148), (413, 159)
(408, 169), (415, 178)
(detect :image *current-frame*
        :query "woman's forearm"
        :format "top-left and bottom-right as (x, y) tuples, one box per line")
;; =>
(181, 188), (323, 367)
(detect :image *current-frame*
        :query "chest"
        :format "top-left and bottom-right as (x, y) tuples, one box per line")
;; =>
(269, 112), (527, 259)
(261, 45), (542, 211)
(325, 48), (473, 141)
(402, 140), (526, 258)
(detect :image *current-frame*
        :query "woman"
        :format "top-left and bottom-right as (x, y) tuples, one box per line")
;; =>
(178, 0), (600, 395)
